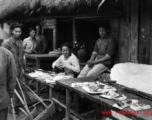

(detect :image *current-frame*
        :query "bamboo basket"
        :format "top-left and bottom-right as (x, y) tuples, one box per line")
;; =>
(17, 99), (55, 120)
(15, 79), (55, 120)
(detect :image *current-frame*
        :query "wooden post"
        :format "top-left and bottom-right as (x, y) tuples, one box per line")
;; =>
(119, 0), (130, 62)
(73, 19), (76, 48)
(130, 0), (138, 63)
(66, 89), (71, 120)
(110, 18), (120, 63)
(139, 0), (151, 64)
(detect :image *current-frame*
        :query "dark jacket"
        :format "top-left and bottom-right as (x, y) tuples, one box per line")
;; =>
(0, 47), (17, 110)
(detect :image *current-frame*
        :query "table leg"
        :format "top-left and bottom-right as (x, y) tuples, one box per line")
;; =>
(49, 87), (53, 99)
(73, 93), (79, 113)
(36, 59), (40, 69)
(36, 82), (40, 93)
(66, 89), (71, 120)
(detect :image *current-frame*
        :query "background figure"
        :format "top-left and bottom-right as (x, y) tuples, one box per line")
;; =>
(35, 25), (47, 53)
(0, 47), (16, 120)
(23, 27), (37, 54)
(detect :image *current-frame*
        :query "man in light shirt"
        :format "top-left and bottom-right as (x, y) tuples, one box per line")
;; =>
(23, 27), (37, 54)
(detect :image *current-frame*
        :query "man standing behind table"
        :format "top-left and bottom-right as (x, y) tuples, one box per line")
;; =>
(78, 22), (116, 77)
(2, 22), (24, 80)
(0, 47), (17, 120)
(35, 25), (47, 53)
(23, 27), (37, 54)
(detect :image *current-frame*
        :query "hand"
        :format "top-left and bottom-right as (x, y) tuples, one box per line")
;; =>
(87, 60), (94, 67)
(56, 63), (65, 69)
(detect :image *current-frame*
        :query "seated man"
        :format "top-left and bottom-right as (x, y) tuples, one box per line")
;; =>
(52, 42), (80, 77)
(78, 22), (116, 77)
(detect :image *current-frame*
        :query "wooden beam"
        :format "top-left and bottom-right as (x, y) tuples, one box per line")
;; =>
(139, 0), (151, 64)
(73, 19), (76, 48)
(119, 0), (130, 62)
(130, 0), (139, 63)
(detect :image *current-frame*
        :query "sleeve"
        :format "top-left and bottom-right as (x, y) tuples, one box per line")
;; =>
(65, 56), (80, 73)
(93, 40), (98, 55)
(52, 55), (62, 68)
(23, 39), (27, 49)
(7, 52), (17, 98)
(106, 38), (116, 58)
(1, 40), (9, 50)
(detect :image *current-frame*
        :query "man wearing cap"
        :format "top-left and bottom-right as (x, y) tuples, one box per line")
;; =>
(2, 22), (24, 80)
(78, 22), (116, 77)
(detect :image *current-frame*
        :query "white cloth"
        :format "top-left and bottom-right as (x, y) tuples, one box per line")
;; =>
(110, 63), (152, 95)
(52, 53), (80, 73)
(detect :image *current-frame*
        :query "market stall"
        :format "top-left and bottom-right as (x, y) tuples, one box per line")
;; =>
(56, 77), (152, 120)
(23, 69), (73, 99)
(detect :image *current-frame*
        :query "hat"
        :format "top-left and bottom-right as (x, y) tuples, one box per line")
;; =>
(10, 22), (23, 30)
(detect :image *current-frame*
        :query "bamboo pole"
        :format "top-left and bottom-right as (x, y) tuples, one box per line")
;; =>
(14, 90), (33, 120)
(11, 98), (16, 120)
(16, 79), (33, 120)
(20, 80), (48, 109)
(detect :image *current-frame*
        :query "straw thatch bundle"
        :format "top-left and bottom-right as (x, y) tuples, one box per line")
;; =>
(0, 0), (118, 20)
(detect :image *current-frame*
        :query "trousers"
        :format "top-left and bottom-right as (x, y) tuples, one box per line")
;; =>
(78, 63), (108, 78)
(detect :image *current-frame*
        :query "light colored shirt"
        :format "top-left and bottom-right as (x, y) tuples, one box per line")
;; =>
(23, 37), (37, 53)
(52, 53), (80, 73)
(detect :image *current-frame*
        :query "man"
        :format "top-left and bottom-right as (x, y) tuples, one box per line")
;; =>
(23, 27), (37, 54)
(2, 22), (30, 109)
(35, 25), (47, 53)
(78, 22), (116, 77)
(2, 22), (24, 80)
(0, 47), (16, 120)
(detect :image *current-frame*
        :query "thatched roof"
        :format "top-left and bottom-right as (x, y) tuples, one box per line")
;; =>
(0, 0), (120, 21)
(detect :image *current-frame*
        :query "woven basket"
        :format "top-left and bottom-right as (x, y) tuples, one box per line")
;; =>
(17, 99), (55, 120)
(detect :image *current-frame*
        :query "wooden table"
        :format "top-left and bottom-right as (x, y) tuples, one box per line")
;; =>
(25, 54), (59, 92)
(25, 54), (60, 68)
(56, 77), (152, 120)
(23, 73), (55, 99)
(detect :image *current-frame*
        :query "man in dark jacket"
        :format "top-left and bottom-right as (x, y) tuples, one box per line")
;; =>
(0, 47), (16, 120)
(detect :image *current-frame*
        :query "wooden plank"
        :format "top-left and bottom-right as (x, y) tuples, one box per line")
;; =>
(139, 0), (151, 64)
(66, 89), (71, 120)
(130, 0), (138, 63)
(119, 0), (130, 62)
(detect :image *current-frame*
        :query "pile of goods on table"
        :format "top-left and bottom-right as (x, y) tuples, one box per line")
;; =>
(28, 69), (73, 83)
(71, 81), (151, 111)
